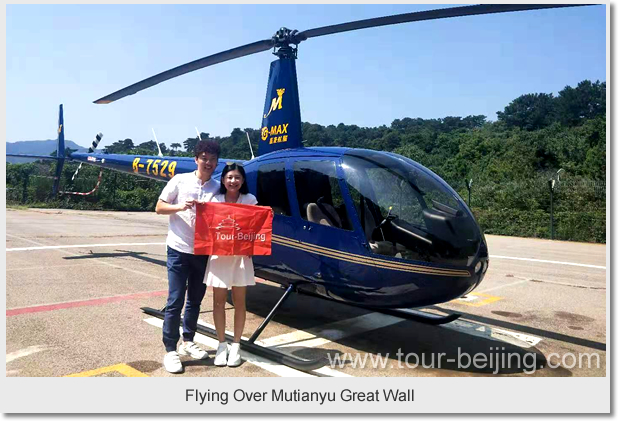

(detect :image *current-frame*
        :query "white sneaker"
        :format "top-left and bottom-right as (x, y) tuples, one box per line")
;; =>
(214, 342), (228, 366)
(178, 341), (209, 360)
(227, 343), (242, 367)
(163, 351), (183, 374)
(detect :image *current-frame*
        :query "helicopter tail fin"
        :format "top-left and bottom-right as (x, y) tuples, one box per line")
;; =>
(53, 104), (66, 195)
(6, 104), (67, 196)
(258, 58), (303, 156)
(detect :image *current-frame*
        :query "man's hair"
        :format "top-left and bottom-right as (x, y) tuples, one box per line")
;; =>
(220, 163), (249, 195)
(194, 140), (221, 158)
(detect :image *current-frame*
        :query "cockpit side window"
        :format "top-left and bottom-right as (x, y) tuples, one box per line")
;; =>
(365, 167), (427, 230)
(256, 162), (291, 216)
(342, 151), (481, 265)
(292, 160), (353, 231)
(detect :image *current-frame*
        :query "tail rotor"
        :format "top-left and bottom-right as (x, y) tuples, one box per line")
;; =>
(71, 132), (103, 182)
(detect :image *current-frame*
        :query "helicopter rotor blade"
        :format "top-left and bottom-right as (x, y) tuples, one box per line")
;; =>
(297, 4), (585, 40)
(94, 4), (589, 104)
(94, 39), (274, 104)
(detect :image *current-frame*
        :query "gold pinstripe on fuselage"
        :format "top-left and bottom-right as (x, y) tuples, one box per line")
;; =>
(271, 234), (471, 277)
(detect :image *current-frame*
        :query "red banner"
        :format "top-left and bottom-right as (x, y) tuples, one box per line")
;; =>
(195, 202), (274, 256)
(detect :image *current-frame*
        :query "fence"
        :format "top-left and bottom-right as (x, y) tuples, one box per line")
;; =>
(6, 163), (607, 243)
(6, 163), (165, 212)
(450, 177), (606, 243)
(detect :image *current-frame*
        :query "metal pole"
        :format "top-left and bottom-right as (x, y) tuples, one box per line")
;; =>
(112, 172), (117, 208)
(465, 179), (472, 208)
(468, 187), (471, 208)
(22, 175), (28, 204)
(548, 179), (554, 240)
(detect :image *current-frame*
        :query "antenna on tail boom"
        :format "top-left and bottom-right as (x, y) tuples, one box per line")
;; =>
(245, 130), (255, 160)
(151, 128), (164, 157)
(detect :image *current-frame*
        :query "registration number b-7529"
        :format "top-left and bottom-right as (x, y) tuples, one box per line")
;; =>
(132, 158), (177, 178)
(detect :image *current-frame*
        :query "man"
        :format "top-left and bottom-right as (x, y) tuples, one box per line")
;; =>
(155, 140), (220, 373)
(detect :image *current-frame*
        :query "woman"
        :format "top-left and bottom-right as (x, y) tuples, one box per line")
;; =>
(205, 163), (257, 367)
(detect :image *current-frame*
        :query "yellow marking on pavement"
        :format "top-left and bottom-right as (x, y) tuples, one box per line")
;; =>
(64, 363), (148, 377)
(454, 292), (503, 307)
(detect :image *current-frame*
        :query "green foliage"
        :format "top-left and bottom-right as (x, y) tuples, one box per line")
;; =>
(556, 80), (606, 127)
(104, 138), (135, 154)
(496, 79), (606, 131)
(497, 93), (556, 130)
(6, 79), (606, 242)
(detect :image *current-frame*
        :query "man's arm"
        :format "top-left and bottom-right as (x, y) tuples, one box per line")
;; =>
(155, 199), (195, 215)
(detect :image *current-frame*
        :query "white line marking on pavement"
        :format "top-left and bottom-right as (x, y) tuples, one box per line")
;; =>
(490, 255), (605, 270)
(143, 317), (350, 377)
(7, 242), (166, 252)
(7, 345), (51, 364)
(499, 274), (605, 291)
(258, 312), (404, 350)
(7, 263), (107, 272)
(261, 309), (542, 350)
(445, 320), (542, 348)
(6, 234), (166, 282)
(477, 279), (530, 294)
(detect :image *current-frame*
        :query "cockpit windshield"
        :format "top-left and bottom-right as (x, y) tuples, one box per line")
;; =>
(342, 150), (482, 266)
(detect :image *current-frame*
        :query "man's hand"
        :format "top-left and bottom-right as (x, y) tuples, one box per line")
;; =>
(156, 199), (196, 215)
(177, 200), (196, 212)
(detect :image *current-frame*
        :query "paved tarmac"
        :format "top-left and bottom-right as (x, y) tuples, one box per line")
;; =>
(6, 208), (607, 378)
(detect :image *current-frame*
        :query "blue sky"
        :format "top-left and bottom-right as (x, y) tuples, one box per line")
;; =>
(6, 4), (606, 150)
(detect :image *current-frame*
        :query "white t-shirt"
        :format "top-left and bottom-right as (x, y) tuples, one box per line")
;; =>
(210, 193), (258, 206)
(159, 172), (219, 254)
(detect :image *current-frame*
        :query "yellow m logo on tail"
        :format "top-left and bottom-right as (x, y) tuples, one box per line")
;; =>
(263, 89), (285, 118)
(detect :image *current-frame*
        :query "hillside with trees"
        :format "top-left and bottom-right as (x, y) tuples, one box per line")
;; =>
(7, 80), (606, 242)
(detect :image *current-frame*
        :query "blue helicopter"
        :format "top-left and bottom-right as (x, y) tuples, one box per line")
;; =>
(8, 4), (585, 372)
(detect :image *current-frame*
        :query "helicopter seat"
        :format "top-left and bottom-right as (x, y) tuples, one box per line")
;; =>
(306, 202), (341, 228)
(360, 201), (399, 256)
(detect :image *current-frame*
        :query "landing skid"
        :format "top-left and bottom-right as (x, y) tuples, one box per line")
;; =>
(142, 284), (327, 375)
(143, 285), (459, 374)
(294, 288), (461, 325)
(373, 307), (461, 325)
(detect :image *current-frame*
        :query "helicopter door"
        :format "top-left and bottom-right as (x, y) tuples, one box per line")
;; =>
(287, 159), (368, 289)
(291, 160), (354, 232)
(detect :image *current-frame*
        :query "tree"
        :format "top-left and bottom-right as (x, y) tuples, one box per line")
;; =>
(555, 80), (606, 127)
(104, 138), (134, 154)
(496, 93), (556, 131)
(183, 137), (199, 153)
(136, 140), (158, 154)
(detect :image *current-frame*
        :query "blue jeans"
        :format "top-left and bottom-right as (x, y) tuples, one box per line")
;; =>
(163, 246), (208, 352)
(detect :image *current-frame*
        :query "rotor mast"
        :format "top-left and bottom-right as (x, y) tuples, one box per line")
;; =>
(257, 27), (305, 156)
(271, 27), (304, 59)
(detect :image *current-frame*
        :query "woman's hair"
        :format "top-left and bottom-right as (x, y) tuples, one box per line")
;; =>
(219, 163), (249, 195)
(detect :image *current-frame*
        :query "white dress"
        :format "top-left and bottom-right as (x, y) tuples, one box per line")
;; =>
(204, 193), (258, 289)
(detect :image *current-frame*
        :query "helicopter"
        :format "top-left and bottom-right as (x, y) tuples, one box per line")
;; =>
(7, 4), (590, 372)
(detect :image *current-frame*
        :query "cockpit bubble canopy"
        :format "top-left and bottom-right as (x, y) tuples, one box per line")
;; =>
(341, 150), (482, 267)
